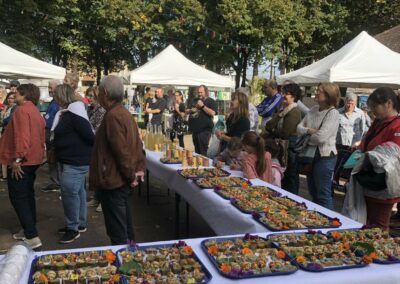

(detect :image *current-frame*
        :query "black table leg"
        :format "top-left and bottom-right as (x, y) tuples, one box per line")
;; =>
(185, 202), (190, 237)
(175, 193), (181, 238)
(146, 169), (150, 205)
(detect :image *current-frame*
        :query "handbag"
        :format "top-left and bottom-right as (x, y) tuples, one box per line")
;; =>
(353, 157), (386, 191)
(296, 108), (335, 175)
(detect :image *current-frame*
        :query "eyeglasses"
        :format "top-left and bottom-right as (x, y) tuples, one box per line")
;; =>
(8, 97), (15, 100)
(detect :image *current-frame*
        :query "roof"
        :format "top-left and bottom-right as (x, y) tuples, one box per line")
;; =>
(375, 25), (400, 53)
(0, 41), (66, 80)
(130, 45), (232, 89)
(277, 31), (400, 88)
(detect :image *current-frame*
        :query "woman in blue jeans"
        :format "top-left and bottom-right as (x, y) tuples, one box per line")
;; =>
(297, 83), (340, 209)
(52, 84), (95, 243)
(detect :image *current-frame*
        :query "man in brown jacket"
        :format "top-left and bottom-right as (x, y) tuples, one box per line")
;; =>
(90, 75), (145, 245)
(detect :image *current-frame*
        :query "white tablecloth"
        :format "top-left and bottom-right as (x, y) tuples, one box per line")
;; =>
(16, 233), (400, 284)
(145, 150), (361, 235)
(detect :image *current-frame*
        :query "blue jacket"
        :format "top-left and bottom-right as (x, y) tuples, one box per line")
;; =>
(44, 100), (60, 129)
(256, 94), (283, 118)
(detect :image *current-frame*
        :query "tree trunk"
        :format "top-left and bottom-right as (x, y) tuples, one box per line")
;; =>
(253, 57), (259, 78)
(96, 64), (102, 85)
(241, 49), (250, 87)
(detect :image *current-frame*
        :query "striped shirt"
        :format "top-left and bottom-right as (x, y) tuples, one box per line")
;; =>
(336, 107), (366, 146)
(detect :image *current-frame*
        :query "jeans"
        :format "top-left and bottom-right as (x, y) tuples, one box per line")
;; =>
(282, 136), (299, 194)
(307, 150), (337, 210)
(192, 131), (211, 156)
(60, 164), (89, 231)
(7, 165), (39, 239)
(98, 185), (134, 245)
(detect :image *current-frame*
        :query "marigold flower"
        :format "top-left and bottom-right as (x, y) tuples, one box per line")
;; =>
(105, 251), (116, 263)
(207, 245), (218, 256)
(112, 274), (121, 282)
(182, 246), (193, 254)
(276, 250), (286, 259)
(331, 231), (342, 240)
(241, 247), (252, 255)
(220, 263), (232, 273)
(296, 255), (306, 263)
(331, 219), (342, 227)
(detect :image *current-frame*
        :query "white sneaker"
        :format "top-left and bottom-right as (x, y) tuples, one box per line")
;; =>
(24, 237), (42, 249)
(12, 229), (25, 240)
(87, 199), (99, 207)
(96, 204), (102, 212)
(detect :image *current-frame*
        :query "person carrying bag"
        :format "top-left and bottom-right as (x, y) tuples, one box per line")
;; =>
(296, 83), (340, 210)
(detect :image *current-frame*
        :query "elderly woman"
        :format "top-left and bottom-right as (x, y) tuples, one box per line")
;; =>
(216, 91), (250, 152)
(86, 86), (106, 132)
(297, 82), (340, 210)
(334, 93), (366, 186)
(0, 84), (45, 249)
(265, 83), (302, 194)
(53, 84), (95, 244)
(357, 87), (400, 230)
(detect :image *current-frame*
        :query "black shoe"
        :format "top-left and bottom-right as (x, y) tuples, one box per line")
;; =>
(58, 226), (87, 234)
(391, 213), (400, 220)
(59, 230), (80, 244)
(41, 184), (61, 192)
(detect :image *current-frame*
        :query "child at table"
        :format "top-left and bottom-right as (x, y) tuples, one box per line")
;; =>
(264, 138), (286, 187)
(213, 137), (245, 170)
(241, 131), (273, 183)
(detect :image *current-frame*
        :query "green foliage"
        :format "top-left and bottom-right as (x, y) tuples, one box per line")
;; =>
(0, 0), (399, 85)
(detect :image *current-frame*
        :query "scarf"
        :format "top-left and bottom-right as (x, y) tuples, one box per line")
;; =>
(277, 103), (297, 132)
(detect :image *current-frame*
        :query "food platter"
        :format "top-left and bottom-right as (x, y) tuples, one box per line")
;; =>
(177, 168), (231, 179)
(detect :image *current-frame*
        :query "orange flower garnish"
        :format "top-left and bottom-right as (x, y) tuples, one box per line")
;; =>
(363, 252), (378, 264)
(296, 255), (306, 263)
(182, 246), (193, 254)
(207, 245), (218, 256)
(242, 182), (249, 189)
(342, 242), (351, 250)
(276, 250), (286, 259)
(241, 247), (252, 255)
(112, 274), (121, 282)
(105, 250), (116, 263)
(39, 274), (48, 282)
(280, 209), (287, 216)
(331, 219), (342, 226)
(220, 263), (232, 273)
(331, 231), (342, 240)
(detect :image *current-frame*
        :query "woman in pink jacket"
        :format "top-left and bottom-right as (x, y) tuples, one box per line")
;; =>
(241, 131), (273, 183)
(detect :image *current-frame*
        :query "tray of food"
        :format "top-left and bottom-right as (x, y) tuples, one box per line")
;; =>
(201, 234), (297, 279)
(29, 250), (121, 284)
(253, 209), (342, 231)
(328, 227), (400, 264)
(268, 231), (367, 272)
(160, 157), (182, 164)
(214, 185), (278, 200)
(194, 177), (251, 189)
(177, 168), (230, 179)
(117, 241), (212, 283)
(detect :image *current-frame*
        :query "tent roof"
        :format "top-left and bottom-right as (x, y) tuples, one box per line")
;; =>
(130, 45), (232, 89)
(0, 41), (66, 80)
(277, 31), (400, 88)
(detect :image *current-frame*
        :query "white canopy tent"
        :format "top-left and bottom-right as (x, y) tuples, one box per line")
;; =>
(277, 31), (400, 88)
(0, 41), (66, 80)
(130, 45), (233, 89)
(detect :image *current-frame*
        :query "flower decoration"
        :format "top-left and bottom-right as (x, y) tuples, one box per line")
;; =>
(176, 240), (187, 247)
(306, 263), (323, 270)
(111, 274), (121, 282)
(271, 191), (282, 197)
(207, 245), (218, 256)
(39, 274), (48, 282)
(182, 246), (193, 254)
(387, 255), (398, 261)
(241, 247), (252, 255)
(330, 218), (342, 227)
(127, 239), (139, 249)
(363, 252), (378, 264)
(220, 263), (232, 273)
(241, 182), (249, 189)
(296, 255), (306, 263)
(276, 250), (286, 259)
(252, 212), (261, 219)
(331, 231), (342, 241)
(105, 250), (116, 264)
(243, 233), (258, 240)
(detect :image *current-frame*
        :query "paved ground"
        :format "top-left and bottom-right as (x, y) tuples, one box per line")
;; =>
(0, 136), (398, 253)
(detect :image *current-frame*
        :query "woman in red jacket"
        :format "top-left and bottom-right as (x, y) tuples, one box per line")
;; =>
(359, 87), (400, 230)
(0, 84), (45, 249)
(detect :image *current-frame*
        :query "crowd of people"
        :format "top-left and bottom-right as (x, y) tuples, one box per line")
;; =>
(0, 73), (399, 250)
